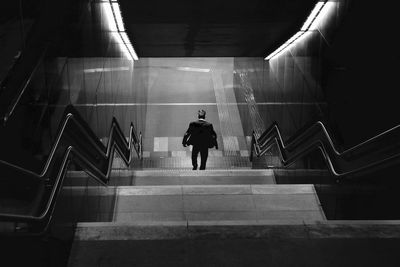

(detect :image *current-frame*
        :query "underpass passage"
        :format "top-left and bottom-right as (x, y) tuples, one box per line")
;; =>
(133, 58), (250, 169)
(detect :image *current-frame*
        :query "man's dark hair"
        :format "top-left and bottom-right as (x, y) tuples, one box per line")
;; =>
(198, 109), (206, 119)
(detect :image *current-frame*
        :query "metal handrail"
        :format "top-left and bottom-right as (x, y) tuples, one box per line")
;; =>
(0, 105), (142, 230)
(0, 48), (48, 125)
(250, 121), (400, 178)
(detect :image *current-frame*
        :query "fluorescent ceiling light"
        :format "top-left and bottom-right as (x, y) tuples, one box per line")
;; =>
(84, 67), (130, 73)
(265, 31), (304, 60)
(111, 32), (132, 60)
(286, 31), (303, 44)
(176, 67), (210, 73)
(111, 31), (123, 44)
(112, 2), (125, 31)
(265, 1), (330, 61)
(126, 43), (139, 60)
(120, 32), (130, 46)
(120, 32), (139, 60)
(301, 2), (325, 31)
(309, 1), (335, 30)
(101, 1), (139, 60)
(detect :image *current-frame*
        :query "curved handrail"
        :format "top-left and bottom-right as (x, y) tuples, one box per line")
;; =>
(250, 121), (400, 178)
(0, 104), (142, 229)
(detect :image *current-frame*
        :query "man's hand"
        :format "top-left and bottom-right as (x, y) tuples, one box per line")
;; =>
(182, 143), (187, 147)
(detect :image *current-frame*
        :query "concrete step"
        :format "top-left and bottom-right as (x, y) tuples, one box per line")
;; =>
(129, 156), (252, 169)
(62, 184), (325, 223)
(65, 169), (276, 186)
(68, 220), (400, 267)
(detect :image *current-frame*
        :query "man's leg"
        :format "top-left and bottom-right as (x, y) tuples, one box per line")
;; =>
(191, 146), (200, 170)
(199, 147), (209, 170)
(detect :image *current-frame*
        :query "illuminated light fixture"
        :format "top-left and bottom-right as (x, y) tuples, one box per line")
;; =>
(301, 1), (325, 31)
(102, 0), (139, 60)
(286, 31), (303, 44)
(84, 67), (130, 73)
(265, 1), (329, 61)
(126, 43), (139, 60)
(112, 32), (132, 60)
(120, 32), (139, 60)
(120, 32), (130, 45)
(176, 67), (210, 73)
(111, 2), (125, 31)
(309, 1), (335, 30)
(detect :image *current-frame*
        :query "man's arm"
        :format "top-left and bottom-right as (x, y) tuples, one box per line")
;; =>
(182, 122), (193, 147)
(210, 124), (218, 149)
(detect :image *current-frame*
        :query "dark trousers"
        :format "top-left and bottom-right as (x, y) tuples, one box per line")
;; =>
(192, 145), (208, 170)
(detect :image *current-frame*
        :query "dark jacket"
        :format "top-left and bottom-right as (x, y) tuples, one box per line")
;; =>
(182, 119), (218, 149)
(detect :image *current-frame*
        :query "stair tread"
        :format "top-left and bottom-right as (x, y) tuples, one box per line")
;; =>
(63, 184), (325, 223)
(67, 169), (274, 177)
(73, 220), (400, 241)
(65, 169), (276, 186)
(66, 184), (317, 195)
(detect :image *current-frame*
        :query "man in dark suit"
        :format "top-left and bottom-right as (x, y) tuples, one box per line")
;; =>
(182, 110), (218, 170)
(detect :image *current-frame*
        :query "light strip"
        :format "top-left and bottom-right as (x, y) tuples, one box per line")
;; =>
(121, 32), (139, 60)
(176, 67), (211, 73)
(309, 1), (335, 30)
(286, 31), (303, 44)
(120, 30), (131, 45)
(84, 67), (130, 73)
(126, 43), (139, 60)
(301, 2), (325, 31)
(111, 32), (132, 60)
(265, 1), (328, 61)
(111, 2), (125, 31)
(102, 0), (139, 61)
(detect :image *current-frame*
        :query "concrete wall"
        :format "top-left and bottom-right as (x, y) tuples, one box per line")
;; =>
(232, 1), (348, 142)
(243, 0), (400, 149)
(321, 1), (400, 148)
(0, 0), (142, 168)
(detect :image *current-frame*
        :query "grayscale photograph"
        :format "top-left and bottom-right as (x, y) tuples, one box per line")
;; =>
(1, 0), (399, 266)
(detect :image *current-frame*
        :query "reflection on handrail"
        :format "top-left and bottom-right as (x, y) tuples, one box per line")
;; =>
(250, 121), (400, 178)
(0, 105), (142, 231)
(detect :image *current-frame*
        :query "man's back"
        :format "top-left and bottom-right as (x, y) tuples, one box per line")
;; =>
(185, 120), (216, 147)
(183, 109), (218, 170)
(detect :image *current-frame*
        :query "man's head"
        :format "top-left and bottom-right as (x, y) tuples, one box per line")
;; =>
(198, 109), (206, 119)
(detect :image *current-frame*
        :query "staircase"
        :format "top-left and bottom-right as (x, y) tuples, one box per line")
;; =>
(63, 142), (400, 267)
(66, 163), (328, 266)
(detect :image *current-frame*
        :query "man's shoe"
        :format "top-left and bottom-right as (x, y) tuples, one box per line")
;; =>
(192, 166), (197, 170)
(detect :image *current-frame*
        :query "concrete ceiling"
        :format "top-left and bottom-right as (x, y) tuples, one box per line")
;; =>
(119, 0), (318, 57)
